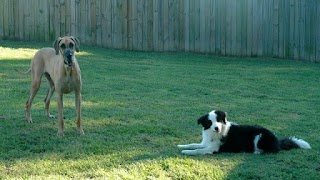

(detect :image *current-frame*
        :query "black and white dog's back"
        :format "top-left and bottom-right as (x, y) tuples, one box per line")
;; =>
(178, 110), (311, 155)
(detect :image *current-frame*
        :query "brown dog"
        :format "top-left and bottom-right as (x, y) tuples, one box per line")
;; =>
(16, 36), (84, 136)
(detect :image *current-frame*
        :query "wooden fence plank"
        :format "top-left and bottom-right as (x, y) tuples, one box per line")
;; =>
(252, 0), (258, 56)
(261, 0), (266, 56)
(3, 0), (9, 39)
(18, 0), (24, 40)
(24, 0), (31, 40)
(184, 0), (189, 51)
(153, 0), (159, 51)
(220, 0), (226, 55)
(300, 0), (306, 61)
(240, 0), (247, 56)
(147, 0), (153, 50)
(246, 0), (253, 56)
(225, 0), (231, 55)
(273, 0), (279, 58)
(158, 0), (164, 51)
(60, 0), (66, 37)
(8, 0), (14, 39)
(42, 0), (49, 41)
(89, 0), (96, 45)
(199, 0), (205, 53)
(0, 0), (3, 38)
(309, 0), (316, 62)
(168, 0), (175, 51)
(289, 0), (295, 59)
(55, 0), (61, 38)
(12, 0), (18, 40)
(231, 0), (237, 56)
(173, 0), (179, 51)
(70, 0), (76, 38)
(106, 0), (113, 48)
(305, 0), (311, 62)
(142, 0), (148, 51)
(235, 0), (241, 56)
(122, 0), (128, 49)
(284, 0), (290, 58)
(257, 0), (263, 56)
(163, 0), (169, 51)
(38, 0), (45, 41)
(316, 0), (320, 63)
(278, 0), (284, 58)
(65, 0), (71, 36)
(135, 0), (142, 50)
(113, 0), (123, 49)
(203, 0), (210, 53)
(293, 0), (300, 60)
(188, 0), (195, 52)
(132, 0), (138, 50)
(95, 0), (102, 46)
(209, 0), (216, 54)
(194, 0), (200, 52)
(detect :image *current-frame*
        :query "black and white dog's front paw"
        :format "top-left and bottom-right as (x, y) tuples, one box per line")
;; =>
(177, 144), (188, 149)
(181, 150), (197, 155)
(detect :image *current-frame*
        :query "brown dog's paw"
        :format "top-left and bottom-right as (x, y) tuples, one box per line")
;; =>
(77, 128), (84, 136)
(57, 130), (64, 136)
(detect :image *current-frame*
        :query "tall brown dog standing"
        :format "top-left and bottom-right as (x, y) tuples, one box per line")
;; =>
(16, 36), (84, 136)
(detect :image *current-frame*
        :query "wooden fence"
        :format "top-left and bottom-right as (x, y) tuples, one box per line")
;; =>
(0, 0), (319, 62)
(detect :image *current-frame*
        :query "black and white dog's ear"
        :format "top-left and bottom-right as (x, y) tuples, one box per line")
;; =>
(215, 110), (227, 124)
(197, 114), (212, 130)
(197, 114), (208, 125)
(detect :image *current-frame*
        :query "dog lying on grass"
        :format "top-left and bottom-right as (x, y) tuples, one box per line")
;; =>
(178, 110), (311, 155)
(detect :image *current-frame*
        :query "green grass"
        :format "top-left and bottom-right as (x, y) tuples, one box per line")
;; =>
(0, 40), (320, 179)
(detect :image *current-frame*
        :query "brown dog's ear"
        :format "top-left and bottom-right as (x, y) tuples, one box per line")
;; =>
(53, 37), (62, 55)
(70, 36), (80, 52)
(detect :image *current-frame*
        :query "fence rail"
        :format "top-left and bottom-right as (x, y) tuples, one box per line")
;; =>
(0, 0), (319, 62)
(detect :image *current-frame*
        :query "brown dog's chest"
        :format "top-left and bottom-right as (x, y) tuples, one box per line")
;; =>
(61, 76), (75, 93)
(60, 67), (81, 94)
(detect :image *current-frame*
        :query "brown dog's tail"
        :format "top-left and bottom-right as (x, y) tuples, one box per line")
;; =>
(15, 68), (31, 75)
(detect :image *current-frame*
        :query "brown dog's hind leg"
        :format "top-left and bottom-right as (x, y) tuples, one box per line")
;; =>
(44, 73), (55, 119)
(26, 78), (41, 123)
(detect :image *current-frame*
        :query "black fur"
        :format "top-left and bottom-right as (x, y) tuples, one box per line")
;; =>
(197, 114), (211, 130)
(215, 110), (227, 123)
(218, 124), (281, 153)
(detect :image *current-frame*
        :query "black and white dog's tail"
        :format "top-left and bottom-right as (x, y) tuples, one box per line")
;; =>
(279, 137), (311, 150)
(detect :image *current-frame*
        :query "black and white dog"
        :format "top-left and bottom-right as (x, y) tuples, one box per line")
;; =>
(178, 110), (311, 155)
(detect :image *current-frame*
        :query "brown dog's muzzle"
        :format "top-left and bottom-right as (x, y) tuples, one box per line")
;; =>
(64, 49), (74, 66)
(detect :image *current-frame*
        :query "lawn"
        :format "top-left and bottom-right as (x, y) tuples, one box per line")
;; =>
(0, 40), (319, 179)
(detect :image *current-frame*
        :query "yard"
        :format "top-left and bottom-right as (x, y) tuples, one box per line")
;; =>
(0, 40), (319, 179)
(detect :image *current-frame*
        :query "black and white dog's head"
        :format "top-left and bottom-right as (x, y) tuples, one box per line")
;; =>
(197, 110), (228, 133)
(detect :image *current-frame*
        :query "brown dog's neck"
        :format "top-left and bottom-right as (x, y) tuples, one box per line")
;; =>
(64, 65), (73, 76)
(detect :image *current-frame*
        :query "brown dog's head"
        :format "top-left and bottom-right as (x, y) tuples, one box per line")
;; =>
(53, 36), (80, 66)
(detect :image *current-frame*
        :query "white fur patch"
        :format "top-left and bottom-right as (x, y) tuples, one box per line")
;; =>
(290, 137), (311, 149)
(253, 134), (262, 154)
(208, 110), (217, 121)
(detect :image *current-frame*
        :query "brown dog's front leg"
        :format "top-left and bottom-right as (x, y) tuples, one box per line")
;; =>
(57, 93), (64, 136)
(75, 91), (84, 135)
